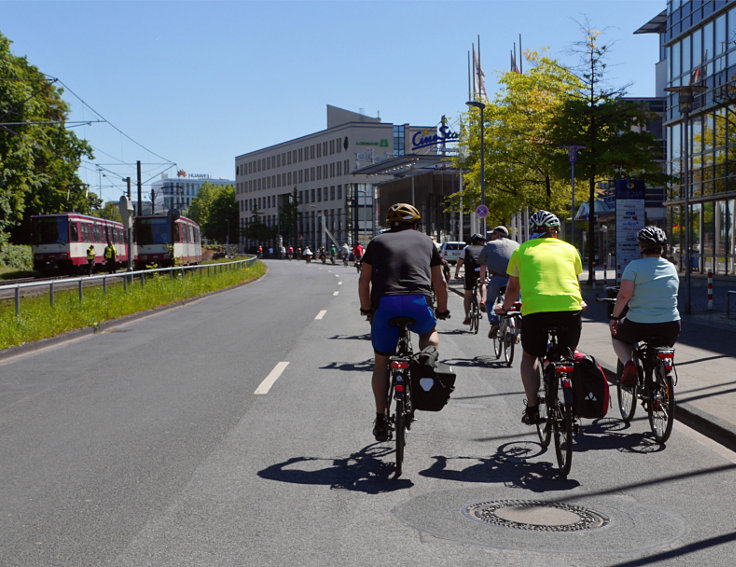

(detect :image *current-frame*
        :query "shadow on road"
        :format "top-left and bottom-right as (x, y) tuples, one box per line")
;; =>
(257, 446), (413, 494)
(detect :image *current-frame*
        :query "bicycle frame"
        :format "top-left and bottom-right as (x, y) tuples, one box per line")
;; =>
(385, 319), (414, 477)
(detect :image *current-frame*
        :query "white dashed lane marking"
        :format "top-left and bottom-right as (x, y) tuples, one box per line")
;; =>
(315, 310), (327, 320)
(254, 361), (289, 395)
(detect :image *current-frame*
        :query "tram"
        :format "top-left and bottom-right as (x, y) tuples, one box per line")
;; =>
(31, 213), (129, 274)
(133, 214), (202, 269)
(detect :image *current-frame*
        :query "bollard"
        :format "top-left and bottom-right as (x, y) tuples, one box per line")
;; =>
(591, 263), (596, 289)
(708, 270), (713, 311)
(603, 264), (607, 286)
(617, 265), (622, 285)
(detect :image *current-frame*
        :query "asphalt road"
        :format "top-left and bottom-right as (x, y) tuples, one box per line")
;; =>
(1, 259), (735, 566)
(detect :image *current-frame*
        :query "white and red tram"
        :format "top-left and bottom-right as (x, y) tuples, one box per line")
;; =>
(133, 215), (202, 269)
(31, 213), (129, 273)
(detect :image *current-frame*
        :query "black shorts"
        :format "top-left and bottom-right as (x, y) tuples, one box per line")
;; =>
(464, 272), (479, 291)
(521, 311), (582, 358)
(616, 319), (680, 347)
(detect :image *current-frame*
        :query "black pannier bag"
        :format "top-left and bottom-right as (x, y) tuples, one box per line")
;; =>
(572, 352), (610, 419)
(409, 346), (456, 411)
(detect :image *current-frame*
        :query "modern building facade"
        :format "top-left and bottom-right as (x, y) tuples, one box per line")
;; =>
(652, 0), (736, 274)
(150, 173), (234, 215)
(234, 105), (437, 252)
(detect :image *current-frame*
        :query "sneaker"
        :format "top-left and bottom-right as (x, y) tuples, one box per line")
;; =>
(521, 402), (539, 425)
(621, 360), (638, 387)
(488, 322), (499, 338)
(373, 416), (389, 442)
(479, 301), (486, 312)
(463, 317), (471, 325)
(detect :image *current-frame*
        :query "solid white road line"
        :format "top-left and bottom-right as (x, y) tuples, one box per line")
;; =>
(315, 310), (327, 319)
(254, 361), (290, 395)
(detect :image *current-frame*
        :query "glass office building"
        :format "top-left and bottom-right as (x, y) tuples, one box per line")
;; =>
(665, 0), (736, 274)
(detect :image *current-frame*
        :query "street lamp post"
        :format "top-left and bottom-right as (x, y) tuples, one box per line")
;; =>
(562, 145), (585, 248)
(466, 100), (486, 235)
(665, 84), (706, 315)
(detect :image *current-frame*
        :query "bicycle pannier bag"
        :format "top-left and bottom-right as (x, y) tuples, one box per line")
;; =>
(572, 352), (610, 419)
(410, 347), (456, 411)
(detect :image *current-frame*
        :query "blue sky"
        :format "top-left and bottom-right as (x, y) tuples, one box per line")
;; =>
(1, 0), (664, 203)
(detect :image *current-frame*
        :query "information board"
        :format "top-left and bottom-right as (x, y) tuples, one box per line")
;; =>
(615, 180), (646, 271)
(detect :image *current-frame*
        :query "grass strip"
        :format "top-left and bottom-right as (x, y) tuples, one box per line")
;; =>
(0, 261), (266, 350)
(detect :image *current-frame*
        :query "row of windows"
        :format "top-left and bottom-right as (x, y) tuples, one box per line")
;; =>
(236, 160), (350, 195)
(241, 185), (344, 212)
(667, 4), (735, 83)
(666, 0), (731, 44)
(242, 209), (345, 232)
(236, 137), (346, 177)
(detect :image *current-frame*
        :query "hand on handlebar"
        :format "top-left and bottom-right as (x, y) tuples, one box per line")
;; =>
(435, 309), (451, 320)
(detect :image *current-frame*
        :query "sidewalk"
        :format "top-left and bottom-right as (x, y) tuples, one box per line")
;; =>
(450, 275), (736, 451)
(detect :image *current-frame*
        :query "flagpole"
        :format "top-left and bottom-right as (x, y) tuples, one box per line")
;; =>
(519, 34), (523, 74)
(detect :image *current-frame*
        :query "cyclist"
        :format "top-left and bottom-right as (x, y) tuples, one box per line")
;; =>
(455, 233), (486, 325)
(608, 226), (681, 385)
(495, 210), (584, 425)
(352, 242), (364, 264)
(479, 225), (519, 338)
(359, 203), (450, 441)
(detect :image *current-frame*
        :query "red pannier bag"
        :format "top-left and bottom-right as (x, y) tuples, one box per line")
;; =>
(572, 351), (610, 419)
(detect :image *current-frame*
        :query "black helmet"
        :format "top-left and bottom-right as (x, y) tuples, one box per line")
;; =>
(470, 233), (486, 244)
(529, 210), (560, 230)
(637, 226), (667, 245)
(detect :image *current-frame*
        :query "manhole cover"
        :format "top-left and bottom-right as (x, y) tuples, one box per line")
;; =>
(463, 500), (609, 532)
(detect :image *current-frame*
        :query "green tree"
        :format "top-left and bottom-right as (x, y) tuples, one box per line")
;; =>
(450, 52), (581, 226)
(278, 187), (299, 245)
(547, 26), (669, 280)
(97, 201), (122, 223)
(186, 181), (220, 229)
(201, 184), (237, 243)
(242, 206), (277, 244)
(0, 31), (93, 244)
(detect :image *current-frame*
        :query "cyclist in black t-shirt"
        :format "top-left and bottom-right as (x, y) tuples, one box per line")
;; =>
(455, 233), (486, 325)
(359, 203), (450, 442)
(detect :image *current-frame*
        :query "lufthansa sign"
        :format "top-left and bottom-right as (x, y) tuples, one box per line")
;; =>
(411, 124), (459, 151)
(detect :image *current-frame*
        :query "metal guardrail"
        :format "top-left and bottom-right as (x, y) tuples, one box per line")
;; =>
(0, 256), (258, 316)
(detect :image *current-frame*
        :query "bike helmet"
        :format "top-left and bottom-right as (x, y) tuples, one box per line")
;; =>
(492, 225), (509, 238)
(386, 202), (421, 226)
(470, 233), (486, 244)
(637, 225), (667, 245)
(529, 210), (560, 231)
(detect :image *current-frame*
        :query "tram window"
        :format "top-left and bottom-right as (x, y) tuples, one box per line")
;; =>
(70, 222), (80, 242)
(32, 217), (70, 244)
(94, 223), (101, 242)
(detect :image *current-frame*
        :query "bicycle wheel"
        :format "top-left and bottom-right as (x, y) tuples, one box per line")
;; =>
(492, 319), (503, 358)
(502, 320), (515, 367)
(469, 293), (479, 334)
(536, 369), (551, 447)
(394, 395), (406, 477)
(553, 383), (573, 478)
(616, 359), (637, 423)
(648, 363), (675, 444)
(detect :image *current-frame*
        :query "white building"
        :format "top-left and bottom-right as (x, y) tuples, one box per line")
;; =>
(235, 105), (437, 252)
(151, 172), (234, 215)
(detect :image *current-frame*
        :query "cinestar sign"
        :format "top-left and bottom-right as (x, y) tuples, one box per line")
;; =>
(411, 124), (459, 151)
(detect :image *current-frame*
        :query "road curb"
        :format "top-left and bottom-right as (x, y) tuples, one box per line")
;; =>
(597, 359), (736, 452)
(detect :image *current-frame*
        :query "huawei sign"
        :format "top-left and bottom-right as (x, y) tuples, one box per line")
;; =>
(177, 170), (187, 178)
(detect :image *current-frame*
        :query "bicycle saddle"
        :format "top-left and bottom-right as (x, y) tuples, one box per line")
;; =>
(389, 317), (415, 328)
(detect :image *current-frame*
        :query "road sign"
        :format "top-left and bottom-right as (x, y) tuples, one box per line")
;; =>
(476, 204), (489, 218)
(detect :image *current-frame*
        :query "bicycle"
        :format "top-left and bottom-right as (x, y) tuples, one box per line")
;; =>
(535, 325), (577, 478)
(596, 297), (677, 444)
(497, 302), (521, 367)
(617, 339), (677, 444)
(468, 276), (484, 334)
(385, 316), (416, 477)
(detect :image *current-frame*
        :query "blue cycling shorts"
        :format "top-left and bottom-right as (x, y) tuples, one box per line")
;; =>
(371, 294), (437, 355)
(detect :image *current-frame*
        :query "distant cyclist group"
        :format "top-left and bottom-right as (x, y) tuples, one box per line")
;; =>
(357, 202), (681, 475)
